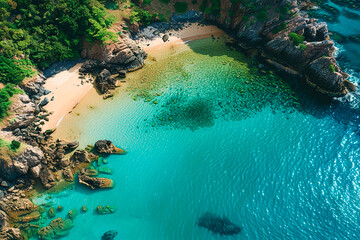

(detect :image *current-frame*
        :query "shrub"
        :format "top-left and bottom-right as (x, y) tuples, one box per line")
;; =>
(0, 56), (25, 84)
(159, 0), (170, 3)
(289, 32), (304, 46)
(256, 8), (268, 22)
(174, 2), (188, 14)
(129, 7), (159, 26)
(0, 84), (22, 119)
(10, 140), (21, 151)
(299, 44), (307, 51)
(329, 64), (336, 73)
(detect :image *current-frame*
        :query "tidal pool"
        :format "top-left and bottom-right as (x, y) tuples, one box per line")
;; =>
(33, 37), (360, 240)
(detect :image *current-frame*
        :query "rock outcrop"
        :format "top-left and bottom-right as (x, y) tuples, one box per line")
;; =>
(0, 145), (43, 182)
(203, 0), (355, 96)
(95, 69), (117, 95)
(94, 140), (126, 155)
(78, 169), (114, 189)
(81, 34), (146, 74)
(37, 217), (74, 239)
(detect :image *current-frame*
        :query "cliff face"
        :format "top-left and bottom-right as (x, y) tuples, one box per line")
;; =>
(203, 0), (356, 96)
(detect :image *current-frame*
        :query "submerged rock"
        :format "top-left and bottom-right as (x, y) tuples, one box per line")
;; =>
(197, 212), (241, 236)
(48, 207), (55, 218)
(94, 140), (125, 155)
(67, 209), (78, 220)
(97, 205), (116, 214)
(102, 230), (118, 240)
(37, 217), (73, 239)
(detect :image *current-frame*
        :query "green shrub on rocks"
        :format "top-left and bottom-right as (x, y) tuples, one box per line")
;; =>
(289, 32), (305, 46)
(0, 84), (22, 119)
(299, 44), (307, 51)
(10, 140), (21, 151)
(329, 64), (336, 73)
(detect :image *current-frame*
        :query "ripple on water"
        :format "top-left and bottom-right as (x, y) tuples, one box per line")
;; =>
(32, 37), (360, 240)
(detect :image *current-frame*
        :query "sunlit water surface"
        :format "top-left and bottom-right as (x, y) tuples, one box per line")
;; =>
(33, 37), (360, 240)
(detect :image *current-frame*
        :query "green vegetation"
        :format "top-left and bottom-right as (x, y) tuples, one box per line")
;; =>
(129, 7), (163, 26)
(0, 84), (22, 119)
(159, 0), (170, 3)
(0, 56), (26, 84)
(299, 43), (307, 51)
(10, 140), (21, 151)
(0, 0), (118, 80)
(289, 32), (305, 46)
(329, 64), (336, 73)
(199, 0), (220, 15)
(256, 8), (268, 22)
(272, 22), (287, 34)
(174, 2), (188, 14)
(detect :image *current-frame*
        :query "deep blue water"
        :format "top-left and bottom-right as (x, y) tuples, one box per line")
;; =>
(33, 4), (360, 239)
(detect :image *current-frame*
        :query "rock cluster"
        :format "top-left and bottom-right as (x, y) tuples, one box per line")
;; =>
(203, 0), (355, 96)
(37, 217), (74, 239)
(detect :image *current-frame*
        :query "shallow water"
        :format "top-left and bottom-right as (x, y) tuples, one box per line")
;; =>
(33, 37), (360, 240)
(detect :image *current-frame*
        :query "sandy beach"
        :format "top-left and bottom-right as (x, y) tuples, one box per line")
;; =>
(139, 24), (224, 52)
(44, 24), (224, 134)
(41, 63), (93, 130)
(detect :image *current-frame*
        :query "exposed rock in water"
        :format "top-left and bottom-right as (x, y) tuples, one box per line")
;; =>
(78, 169), (114, 189)
(102, 230), (118, 240)
(94, 140), (125, 154)
(197, 212), (241, 236)
(37, 217), (73, 239)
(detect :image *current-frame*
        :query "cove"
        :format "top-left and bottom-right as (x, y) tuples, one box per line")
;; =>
(34, 38), (360, 239)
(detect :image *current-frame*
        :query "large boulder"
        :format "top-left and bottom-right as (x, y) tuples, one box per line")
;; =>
(13, 145), (43, 175)
(94, 140), (125, 155)
(78, 169), (114, 189)
(95, 69), (117, 94)
(81, 32), (146, 73)
(305, 57), (354, 96)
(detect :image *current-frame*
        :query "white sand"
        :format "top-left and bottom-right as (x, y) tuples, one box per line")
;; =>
(41, 63), (93, 131)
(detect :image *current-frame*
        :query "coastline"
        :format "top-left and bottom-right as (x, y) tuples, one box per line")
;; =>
(46, 24), (224, 137)
(40, 63), (93, 131)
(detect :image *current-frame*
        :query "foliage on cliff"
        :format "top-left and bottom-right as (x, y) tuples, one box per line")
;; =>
(0, 84), (22, 119)
(0, 0), (118, 83)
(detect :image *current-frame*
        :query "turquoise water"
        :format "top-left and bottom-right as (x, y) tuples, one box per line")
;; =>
(34, 38), (360, 239)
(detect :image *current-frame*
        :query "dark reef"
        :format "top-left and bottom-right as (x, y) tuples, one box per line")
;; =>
(198, 212), (241, 235)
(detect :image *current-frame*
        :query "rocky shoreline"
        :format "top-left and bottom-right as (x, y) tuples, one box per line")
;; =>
(202, 0), (356, 96)
(0, 1), (357, 238)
